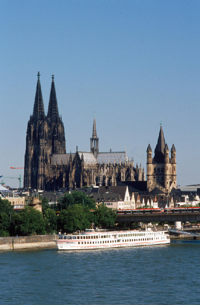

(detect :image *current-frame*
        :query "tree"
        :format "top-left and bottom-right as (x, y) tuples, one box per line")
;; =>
(94, 204), (117, 229)
(57, 193), (74, 210)
(15, 206), (45, 235)
(43, 208), (57, 233)
(72, 191), (95, 209)
(57, 191), (96, 211)
(0, 198), (15, 236)
(57, 204), (92, 233)
(0, 198), (14, 216)
(0, 212), (10, 236)
(40, 197), (50, 214)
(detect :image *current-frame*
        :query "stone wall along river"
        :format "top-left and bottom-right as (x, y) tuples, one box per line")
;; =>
(0, 235), (57, 251)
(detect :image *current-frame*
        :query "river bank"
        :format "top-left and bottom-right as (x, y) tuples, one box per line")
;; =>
(0, 235), (57, 251)
(1, 233), (198, 251)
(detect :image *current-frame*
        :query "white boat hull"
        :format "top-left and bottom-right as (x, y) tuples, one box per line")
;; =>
(57, 240), (170, 250)
(56, 229), (170, 251)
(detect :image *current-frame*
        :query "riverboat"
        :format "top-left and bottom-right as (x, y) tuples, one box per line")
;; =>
(56, 229), (170, 250)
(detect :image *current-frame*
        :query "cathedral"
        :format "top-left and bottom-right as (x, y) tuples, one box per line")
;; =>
(24, 73), (145, 190)
(146, 125), (177, 194)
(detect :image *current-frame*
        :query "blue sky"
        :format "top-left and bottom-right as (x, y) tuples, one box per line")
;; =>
(1, 0), (200, 187)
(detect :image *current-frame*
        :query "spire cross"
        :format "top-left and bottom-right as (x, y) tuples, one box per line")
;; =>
(52, 74), (54, 82)
(37, 71), (40, 79)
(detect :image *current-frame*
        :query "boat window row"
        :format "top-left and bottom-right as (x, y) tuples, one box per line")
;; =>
(118, 232), (164, 238)
(77, 237), (157, 245)
(118, 233), (150, 237)
(60, 235), (111, 240)
(121, 237), (155, 242)
(59, 232), (164, 240)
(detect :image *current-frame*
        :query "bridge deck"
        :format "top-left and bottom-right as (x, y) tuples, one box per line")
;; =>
(117, 212), (200, 223)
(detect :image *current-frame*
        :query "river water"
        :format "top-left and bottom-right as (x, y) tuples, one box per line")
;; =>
(0, 241), (200, 305)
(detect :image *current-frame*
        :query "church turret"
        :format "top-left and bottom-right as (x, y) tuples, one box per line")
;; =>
(146, 144), (153, 189)
(164, 144), (169, 164)
(138, 163), (142, 181)
(171, 144), (176, 157)
(164, 143), (170, 191)
(147, 144), (152, 163)
(171, 144), (177, 186)
(90, 113), (99, 157)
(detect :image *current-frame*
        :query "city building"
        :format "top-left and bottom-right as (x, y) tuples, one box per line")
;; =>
(4, 196), (26, 211)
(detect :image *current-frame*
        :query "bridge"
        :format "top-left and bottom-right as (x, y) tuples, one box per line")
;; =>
(117, 211), (200, 223)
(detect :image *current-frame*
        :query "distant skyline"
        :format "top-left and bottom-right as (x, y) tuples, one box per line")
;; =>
(1, 0), (200, 187)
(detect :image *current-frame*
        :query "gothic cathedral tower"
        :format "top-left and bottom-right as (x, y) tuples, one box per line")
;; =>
(24, 73), (66, 190)
(146, 125), (177, 194)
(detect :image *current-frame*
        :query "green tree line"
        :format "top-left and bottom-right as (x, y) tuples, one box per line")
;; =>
(0, 191), (117, 237)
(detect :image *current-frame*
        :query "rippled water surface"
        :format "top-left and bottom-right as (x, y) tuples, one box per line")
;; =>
(0, 241), (200, 304)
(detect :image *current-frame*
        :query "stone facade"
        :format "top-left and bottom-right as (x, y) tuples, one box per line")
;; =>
(146, 125), (177, 194)
(24, 73), (145, 191)
(5, 196), (26, 209)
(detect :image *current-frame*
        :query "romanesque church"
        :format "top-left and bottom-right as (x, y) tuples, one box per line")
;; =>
(24, 73), (145, 190)
(146, 125), (177, 194)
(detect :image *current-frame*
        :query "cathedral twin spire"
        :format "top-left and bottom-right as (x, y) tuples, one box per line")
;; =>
(33, 72), (59, 120)
(33, 72), (45, 119)
(24, 73), (66, 189)
(47, 75), (59, 122)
